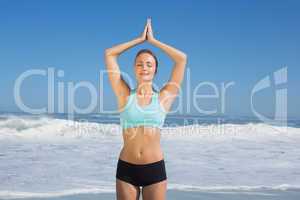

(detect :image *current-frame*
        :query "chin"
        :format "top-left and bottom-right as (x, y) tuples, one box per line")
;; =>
(138, 76), (153, 82)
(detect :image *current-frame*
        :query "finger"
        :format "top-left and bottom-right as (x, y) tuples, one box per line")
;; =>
(146, 20), (150, 29)
(148, 18), (152, 27)
(144, 23), (148, 34)
(142, 22), (148, 35)
(147, 19), (152, 30)
(148, 22), (152, 33)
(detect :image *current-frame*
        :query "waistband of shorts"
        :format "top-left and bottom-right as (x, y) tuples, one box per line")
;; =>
(118, 158), (165, 167)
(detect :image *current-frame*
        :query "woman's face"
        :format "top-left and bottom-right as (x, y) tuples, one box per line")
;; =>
(134, 53), (157, 83)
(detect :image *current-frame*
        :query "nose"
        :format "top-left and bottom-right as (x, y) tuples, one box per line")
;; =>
(142, 65), (148, 70)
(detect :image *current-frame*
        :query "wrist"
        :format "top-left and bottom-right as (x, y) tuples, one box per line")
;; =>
(137, 37), (145, 44)
(148, 38), (157, 45)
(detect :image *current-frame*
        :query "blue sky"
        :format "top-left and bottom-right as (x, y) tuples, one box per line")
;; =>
(0, 0), (299, 118)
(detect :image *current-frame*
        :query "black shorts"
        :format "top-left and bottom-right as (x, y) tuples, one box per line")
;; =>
(116, 159), (167, 187)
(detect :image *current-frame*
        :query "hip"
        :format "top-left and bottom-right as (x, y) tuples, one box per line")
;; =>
(116, 158), (167, 187)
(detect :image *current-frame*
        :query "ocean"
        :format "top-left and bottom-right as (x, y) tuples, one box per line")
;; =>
(0, 112), (300, 199)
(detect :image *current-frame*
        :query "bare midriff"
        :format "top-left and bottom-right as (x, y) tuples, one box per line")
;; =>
(119, 126), (164, 164)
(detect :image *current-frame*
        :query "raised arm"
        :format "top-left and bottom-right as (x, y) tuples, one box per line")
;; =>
(147, 19), (187, 111)
(104, 21), (148, 99)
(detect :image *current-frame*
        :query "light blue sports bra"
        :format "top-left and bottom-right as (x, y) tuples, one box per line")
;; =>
(119, 88), (167, 130)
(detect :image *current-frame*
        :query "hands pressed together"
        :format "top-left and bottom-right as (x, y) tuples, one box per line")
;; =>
(139, 18), (155, 43)
(105, 17), (186, 65)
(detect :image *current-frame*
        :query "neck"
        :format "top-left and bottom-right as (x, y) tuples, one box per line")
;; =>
(136, 83), (153, 95)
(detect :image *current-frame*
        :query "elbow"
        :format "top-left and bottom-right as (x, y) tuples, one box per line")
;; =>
(181, 53), (187, 62)
(105, 48), (119, 58)
(104, 48), (112, 57)
(177, 53), (187, 64)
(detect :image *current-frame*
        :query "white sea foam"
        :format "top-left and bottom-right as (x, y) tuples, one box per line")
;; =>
(0, 115), (299, 140)
(168, 183), (300, 191)
(0, 187), (113, 199)
(0, 115), (121, 141)
(1, 184), (300, 199)
(1, 114), (300, 198)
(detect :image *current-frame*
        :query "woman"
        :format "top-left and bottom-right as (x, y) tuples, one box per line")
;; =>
(104, 18), (187, 200)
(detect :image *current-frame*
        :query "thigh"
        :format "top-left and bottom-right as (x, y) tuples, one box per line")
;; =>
(142, 180), (167, 200)
(116, 178), (140, 200)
